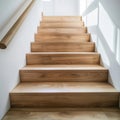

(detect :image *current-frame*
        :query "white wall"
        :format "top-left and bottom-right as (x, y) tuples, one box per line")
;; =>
(0, 0), (43, 119)
(54, 0), (79, 16)
(0, 0), (25, 31)
(42, 0), (79, 16)
(79, 0), (120, 90)
(42, 0), (54, 16)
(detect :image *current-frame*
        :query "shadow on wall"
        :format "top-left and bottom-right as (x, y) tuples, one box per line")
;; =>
(81, 0), (120, 90)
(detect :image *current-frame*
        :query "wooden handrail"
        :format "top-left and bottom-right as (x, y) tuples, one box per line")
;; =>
(0, 0), (35, 49)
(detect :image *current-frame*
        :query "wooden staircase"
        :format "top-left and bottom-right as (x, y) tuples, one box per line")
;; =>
(10, 16), (119, 108)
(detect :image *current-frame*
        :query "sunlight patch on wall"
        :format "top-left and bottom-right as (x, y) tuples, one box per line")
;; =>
(91, 34), (98, 46)
(116, 28), (120, 64)
(87, 8), (98, 26)
(42, 0), (51, 1)
(97, 38), (110, 66)
(99, 3), (115, 52)
(79, 0), (86, 15)
(87, 0), (94, 7)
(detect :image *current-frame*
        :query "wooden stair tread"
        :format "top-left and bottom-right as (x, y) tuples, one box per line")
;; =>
(37, 28), (87, 34)
(37, 28), (87, 30)
(22, 64), (107, 70)
(41, 22), (84, 23)
(32, 41), (92, 43)
(20, 65), (108, 82)
(43, 16), (82, 17)
(40, 22), (84, 28)
(42, 21), (83, 23)
(42, 16), (82, 22)
(11, 82), (118, 93)
(37, 27), (87, 35)
(35, 39), (90, 42)
(35, 33), (90, 42)
(32, 42), (94, 44)
(27, 52), (98, 54)
(35, 37), (90, 42)
(36, 33), (89, 36)
(4, 109), (120, 120)
(35, 33), (90, 38)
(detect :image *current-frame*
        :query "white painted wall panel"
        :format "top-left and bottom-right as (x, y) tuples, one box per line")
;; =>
(79, 0), (120, 91)
(42, 0), (79, 16)
(54, 0), (78, 16)
(0, 0), (43, 119)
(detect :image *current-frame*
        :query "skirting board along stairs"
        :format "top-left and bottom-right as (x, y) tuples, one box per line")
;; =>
(10, 16), (119, 108)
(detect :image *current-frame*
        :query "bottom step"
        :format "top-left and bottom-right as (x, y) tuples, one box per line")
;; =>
(3, 108), (120, 120)
(10, 82), (119, 108)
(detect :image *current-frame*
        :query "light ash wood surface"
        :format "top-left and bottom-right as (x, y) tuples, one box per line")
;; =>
(20, 64), (108, 82)
(42, 16), (82, 22)
(31, 42), (95, 52)
(40, 22), (84, 28)
(10, 82), (119, 107)
(10, 92), (119, 108)
(10, 15), (119, 109)
(35, 39), (90, 42)
(0, 0), (35, 49)
(37, 28), (87, 34)
(3, 108), (120, 120)
(35, 33), (90, 42)
(26, 52), (100, 65)
(11, 82), (117, 93)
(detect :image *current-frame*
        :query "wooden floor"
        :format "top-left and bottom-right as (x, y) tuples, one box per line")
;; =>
(3, 108), (120, 120)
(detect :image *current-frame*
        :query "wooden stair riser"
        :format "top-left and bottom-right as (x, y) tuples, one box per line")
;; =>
(26, 53), (100, 65)
(10, 93), (119, 108)
(42, 16), (82, 22)
(31, 42), (95, 52)
(20, 69), (108, 82)
(37, 28), (87, 34)
(40, 22), (84, 28)
(35, 34), (90, 42)
(35, 39), (90, 43)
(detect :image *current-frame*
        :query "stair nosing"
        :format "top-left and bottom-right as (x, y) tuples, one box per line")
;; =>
(26, 52), (99, 55)
(20, 65), (107, 70)
(10, 82), (118, 94)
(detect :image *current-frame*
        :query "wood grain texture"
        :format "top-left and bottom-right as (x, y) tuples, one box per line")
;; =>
(35, 34), (90, 42)
(42, 16), (82, 22)
(7, 108), (120, 112)
(10, 93), (119, 108)
(35, 39), (90, 43)
(40, 22), (84, 28)
(20, 65), (108, 82)
(10, 82), (119, 108)
(9, 15), (119, 109)
(31, 42), (95, 52)
(11, 82), (117, 93)
(3, 108), (120, 120)
(0, 0), (35, 49)
(26, 52), (100, 65)
(37, 28), (87, 34)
